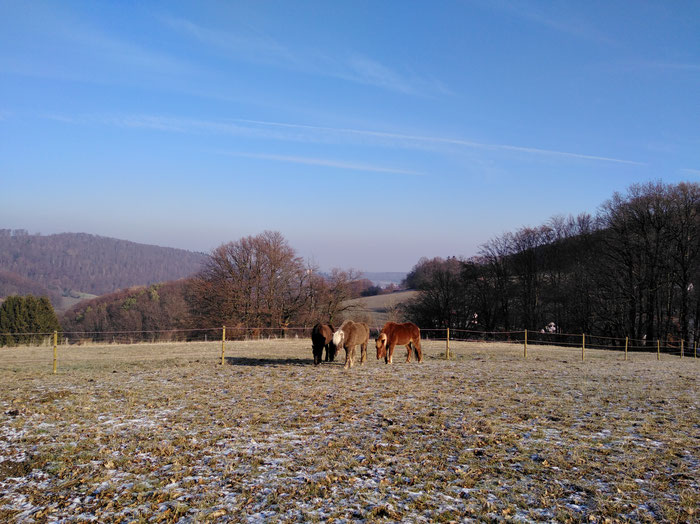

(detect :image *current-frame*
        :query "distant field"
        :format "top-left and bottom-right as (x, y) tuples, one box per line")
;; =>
(55, 291), (98, 313)
(343, 290), (419, 326)
(1, 339), (698, 522)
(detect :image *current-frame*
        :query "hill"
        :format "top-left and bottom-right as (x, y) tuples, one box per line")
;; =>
(0, 230), (206, 308)
(342, 289), (418, 327)
(360, 271), (406, 287)
(60, 279), (192, 337)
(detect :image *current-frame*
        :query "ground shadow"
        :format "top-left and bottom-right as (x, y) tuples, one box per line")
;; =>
(224, 356), (343, 367)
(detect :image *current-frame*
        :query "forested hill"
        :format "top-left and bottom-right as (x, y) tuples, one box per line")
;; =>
(0, 230), (207, 298)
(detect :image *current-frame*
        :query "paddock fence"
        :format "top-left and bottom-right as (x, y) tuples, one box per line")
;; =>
(0, 325), (698, 374)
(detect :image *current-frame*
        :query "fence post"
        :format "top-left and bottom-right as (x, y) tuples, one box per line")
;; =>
(221, 326), (226, 366)
(695, 341), (697, 359)
(524, 329), (527, 359)
(625, 336), (628, 361)
(446, 327), (450, 360)
(52, 330), (58, 374)
(582, 333), (585, 361)
(657, 339), (660, 361)
(681, 339), (684, 359)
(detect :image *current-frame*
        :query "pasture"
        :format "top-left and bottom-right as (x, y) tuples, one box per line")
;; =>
(1, 339), (698, 522)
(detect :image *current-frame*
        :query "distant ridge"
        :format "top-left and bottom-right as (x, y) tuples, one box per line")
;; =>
(360, 272), (407, 287)
(0, 230), (207, 306)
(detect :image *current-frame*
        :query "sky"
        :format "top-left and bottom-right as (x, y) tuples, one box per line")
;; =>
(1, 1), (699, 272)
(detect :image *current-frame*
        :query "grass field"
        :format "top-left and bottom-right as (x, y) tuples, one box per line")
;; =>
(1, 338), (698, 522)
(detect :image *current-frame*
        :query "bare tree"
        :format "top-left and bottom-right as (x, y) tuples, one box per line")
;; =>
(188, 232), (310, 329)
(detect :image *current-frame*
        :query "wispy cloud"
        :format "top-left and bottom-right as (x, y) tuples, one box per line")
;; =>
(217, 151), (423, 176)
(43, 112), (645, 166)
(162, 16), (448, 96)
(680, 168), (700, 176)
(234, 118), (645, 165)
(638, 61), (700, 72)
(0, 6), (193, 84)
(477, 0), (616, 46)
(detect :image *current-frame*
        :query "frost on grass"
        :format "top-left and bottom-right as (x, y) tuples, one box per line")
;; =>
(0, 339), (698, 522)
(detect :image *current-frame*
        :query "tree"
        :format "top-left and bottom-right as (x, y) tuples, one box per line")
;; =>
(598, 182), (674, 340)
(0, 295), (62, 346)
(403, 257), (473, 329)
(187, 232), (311, 329)
(307, 268), (364, 324)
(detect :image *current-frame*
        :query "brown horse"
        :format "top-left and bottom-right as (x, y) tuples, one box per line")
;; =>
(376, 321), (423, 364)
(311, 323), (336, 365)
(332, 320), (370, 369)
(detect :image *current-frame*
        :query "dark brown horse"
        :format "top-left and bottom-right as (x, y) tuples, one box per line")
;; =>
(311, 323), (336, 365)
(376, 321), (423, 364)
(332, 320), (370, 369)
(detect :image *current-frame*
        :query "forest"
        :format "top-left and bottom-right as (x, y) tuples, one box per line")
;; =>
(59, 232), (378, 340)
(404, 181), (700, 345)
(0, 231), (206, 301)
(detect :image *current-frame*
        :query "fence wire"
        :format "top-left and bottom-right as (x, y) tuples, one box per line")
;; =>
(0, 326), (697, 360)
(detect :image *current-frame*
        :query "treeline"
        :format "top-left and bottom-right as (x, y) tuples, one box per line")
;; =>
(58, 231), (379, 339)
(0, 269), (60, 303)
(60, 280), (192, 340)
(0, 231), (206, 300)
(404, 181), (700, 344)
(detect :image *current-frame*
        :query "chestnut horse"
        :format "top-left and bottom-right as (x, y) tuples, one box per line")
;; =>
(376, 321), (423, 364)
(311, 323), (336, 365)
(332, 320), (370, 369)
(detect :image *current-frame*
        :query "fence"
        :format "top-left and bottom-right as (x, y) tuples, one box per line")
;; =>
(1, 325), (698, 374)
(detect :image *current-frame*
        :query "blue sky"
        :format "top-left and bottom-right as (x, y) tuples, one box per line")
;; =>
(1, 1), (698, 272)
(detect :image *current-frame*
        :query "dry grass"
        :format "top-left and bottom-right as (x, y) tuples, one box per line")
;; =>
(1, 339), (698, 522)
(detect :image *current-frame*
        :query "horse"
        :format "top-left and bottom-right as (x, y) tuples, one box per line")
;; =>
(332, 320), (370, 369)
(376, 321), (423, 364)
(311, 323), (336, 365)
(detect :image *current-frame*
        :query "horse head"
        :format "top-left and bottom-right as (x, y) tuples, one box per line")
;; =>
(332, 329), (345, 348)
(375, 332), (388, 359)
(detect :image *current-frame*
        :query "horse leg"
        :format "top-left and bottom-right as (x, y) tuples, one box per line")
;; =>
(414, 338), (423, 362)
(386, 342), (395, 364)
(344, 345), (353, 369)
(406, 343), (413, 362)
(360, 342), (367, 364)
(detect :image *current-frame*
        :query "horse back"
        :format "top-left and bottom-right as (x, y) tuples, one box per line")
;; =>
(341, 320), (369, 346)
(382, 321), (420, 345)
(312, 323), (334, 345)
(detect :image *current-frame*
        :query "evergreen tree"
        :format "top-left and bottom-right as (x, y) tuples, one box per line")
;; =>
(0, 295), (62, 346)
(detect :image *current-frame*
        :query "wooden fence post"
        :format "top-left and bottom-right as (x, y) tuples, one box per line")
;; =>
(52, 330), (58, 374)
(221, 326), (226, 366)
(681, 340), (684, 359)
(446, 327), (450, 360)
(657, 339), (660, 361)
(524, 329), (527, 359)
(582, 333), (585, 361)
(625, 336), (628, 361)
(695, 341), (697, 359)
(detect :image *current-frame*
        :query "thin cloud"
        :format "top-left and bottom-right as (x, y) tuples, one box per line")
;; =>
(217, 151), (424, 176)
(235, 118), (645, 165)
(42, 112), (645, 166)
(640, 62), (700, 72)
(680, 168), (700, 176)
(477, 0), (616, 46)
(162, 16), (447, 96)
(1, 6), (194, 84)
